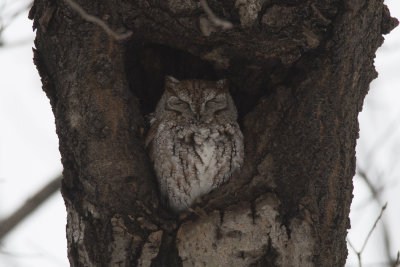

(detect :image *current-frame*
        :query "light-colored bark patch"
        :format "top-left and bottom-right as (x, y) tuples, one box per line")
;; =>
(235, 0), (265, 28)
(138, 230), (164, 267)
(110, 216), (143, 266)
(66, 208), (93, 266)
(176, 194), (315, 266)
(69, 112), (82, 128)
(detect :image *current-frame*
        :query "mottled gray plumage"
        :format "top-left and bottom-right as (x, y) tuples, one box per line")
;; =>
(146, 76), (244, 212)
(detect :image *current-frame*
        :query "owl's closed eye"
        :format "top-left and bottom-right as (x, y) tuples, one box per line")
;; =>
(166, 97), (191, 113)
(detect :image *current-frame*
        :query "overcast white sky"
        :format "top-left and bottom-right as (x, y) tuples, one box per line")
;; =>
(0, 0), (399, 266)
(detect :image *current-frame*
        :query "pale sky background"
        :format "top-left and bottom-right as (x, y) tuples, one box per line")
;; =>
(0, 0), (399, 266)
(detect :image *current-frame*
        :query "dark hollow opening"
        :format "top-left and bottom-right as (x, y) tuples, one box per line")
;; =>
(125, 42), (288, 122)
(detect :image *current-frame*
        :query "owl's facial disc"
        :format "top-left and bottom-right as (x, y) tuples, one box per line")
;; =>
(166, 92), (228, 123)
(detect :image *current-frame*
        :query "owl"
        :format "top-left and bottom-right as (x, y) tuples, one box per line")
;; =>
(145, 76), (244, 213)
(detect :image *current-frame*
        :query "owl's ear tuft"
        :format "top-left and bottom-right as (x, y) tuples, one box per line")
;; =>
(216, 79), (228, 89)
(165, 76), (180, 85)
(165, 76), (179, 94)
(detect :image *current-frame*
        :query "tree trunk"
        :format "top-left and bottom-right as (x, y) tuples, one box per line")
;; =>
(29, 0), (397, 266)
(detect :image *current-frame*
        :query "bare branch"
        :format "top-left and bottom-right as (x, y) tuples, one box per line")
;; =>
(357, 168), (381, 200)
(63, 0), (132, 41)
(360, 203), (387, 253)
(357, 167), (395, 263)
(199, 0), (233, 30)
(0, 175), (62, 241)
(347, 203), (387, 267)
(347, 238), (362, 267)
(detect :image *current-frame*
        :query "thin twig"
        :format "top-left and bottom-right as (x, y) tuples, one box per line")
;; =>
(199, 0), (232, 30)
(360, 203), (387, 253)
(357, 168), (380, 199)
(64, 0), (132, 40)
(347, 203), (388, 267)
(357, 167), (394, 263)
(347, 238), (362, 267)
(0, 175), (62, 241)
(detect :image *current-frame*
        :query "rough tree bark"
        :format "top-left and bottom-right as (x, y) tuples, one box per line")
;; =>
(29, 0), (397, 266)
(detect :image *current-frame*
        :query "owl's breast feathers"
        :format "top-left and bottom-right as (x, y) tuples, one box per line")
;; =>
(146, 117), (243, 212)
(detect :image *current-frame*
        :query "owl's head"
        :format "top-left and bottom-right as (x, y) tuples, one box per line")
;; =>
(157, 76), (238, 124)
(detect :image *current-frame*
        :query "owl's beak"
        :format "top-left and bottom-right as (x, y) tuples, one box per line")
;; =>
(196, 114), (200, 121)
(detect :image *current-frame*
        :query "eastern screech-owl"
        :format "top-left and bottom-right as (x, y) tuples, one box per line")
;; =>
(146, 76), (244, 212)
